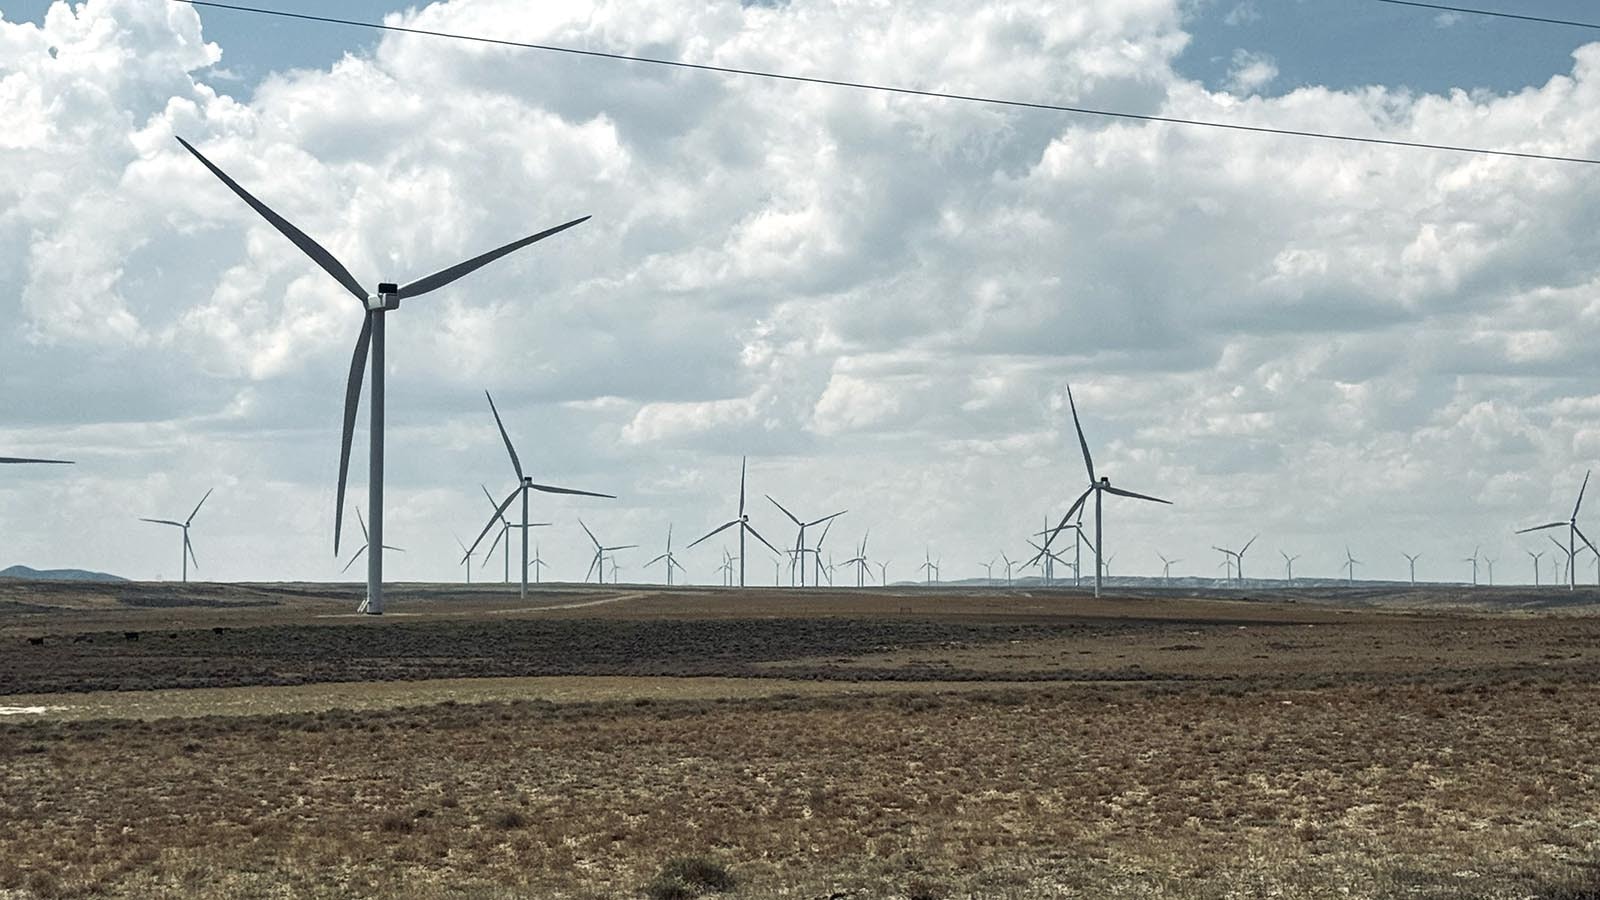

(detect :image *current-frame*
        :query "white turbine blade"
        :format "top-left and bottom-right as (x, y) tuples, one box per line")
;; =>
(394, 216), (590, 300)
(1047, 488), (1095, 545)
(607, 544), (639, 551)
(743, 523), (784, 557)
(484, 391), (524, 481)
(1517, 522), (1566, 534)
(466, 488), (521, 556)
(687, 520), (739, 549)
(333, 314), (373, 555)
(485, 524), (506, 558)
(1240, 534), (1258, 555)
(140, 518), (185, 528)
(1065, 382), (1096, 484)
(381, 544), (405, 553)
(341, 544), (368, 574)
(647, 553), (668, 566)
(0, 457), (73, 464)
(186, 487), (214, 526)
(528, 481), (616, 499)
(767, 495), (803, 526)
(482, 483), (513, 526)
(185, 533), (199, 570)
(1103, 485), (1171, 505)
(579, 518), (602, 550)
(175, 136), (368, 302)
(738, 456), (747, 517)
(1575, 524), (1600, 559)
(808, 510), (847, 528)
(1576, 469), (1592, 519)
(357, 506), (369, 543)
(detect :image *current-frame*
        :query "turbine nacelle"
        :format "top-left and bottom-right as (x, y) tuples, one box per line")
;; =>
(367, 284), (401, 311)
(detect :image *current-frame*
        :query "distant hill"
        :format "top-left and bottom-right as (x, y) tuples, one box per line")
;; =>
(0, 565), (127, 583)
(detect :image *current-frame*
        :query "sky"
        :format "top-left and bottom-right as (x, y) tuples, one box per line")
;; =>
(4, 0), (1600, 586)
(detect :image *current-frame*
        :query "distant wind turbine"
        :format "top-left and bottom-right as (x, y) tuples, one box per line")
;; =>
(341, 507), (405, 580)
(1158, 552), (1180, 586)
(1343, 547), (1361, 585)
(580, 520), (636, 585)
(767, 496), (844, 587)
(1402, 552), (1419, 586)
(176, 136), (586, 615)
(981, 558), (996, 585)
(1046, 383), (1171, 597)
(471, 391), (613, 600)
(1527, 549), (1544, 587)
(478, 484), (549, 584)
(844, 532), (874, 587)
(646, 525), (688, 586)
(139, 489), (212, 584)
(528, 544), (549, 584)
(1485, 556), (1496, 586)
(919, 546), (939, 585)
(878, 560), (890, 586)
(1463, 546), (1480, 587)
(455, 535), (473, 584)
(1516, 470), (1598, 591)
(1214, 535), (1258, 583)
(689, 457), (783, 587)
(999, 552), (1014, 587)
(1280, 550), (1300, 584)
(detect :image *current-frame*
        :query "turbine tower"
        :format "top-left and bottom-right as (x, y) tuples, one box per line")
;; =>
(766, 496), (843, 587)
(1046, 383), (1171, 597)
(176, 136), (587, 615)
(646, 525), (688, 586)
(473, 392), (613, 600)
(688, 457), (783, 587)
(139, 488), (211, 583)
(1516, 470), (1598, 591)
(1402, 552), (1419, 586)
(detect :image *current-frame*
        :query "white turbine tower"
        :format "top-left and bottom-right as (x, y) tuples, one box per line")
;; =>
(471, 392), (613, 600)
(176, 136), (587, 615)
(689, 458), (783, 586)
(1516, 471), (1598, 591)
(1047, 383), (1171, 597)
(138, 489), (211, 584)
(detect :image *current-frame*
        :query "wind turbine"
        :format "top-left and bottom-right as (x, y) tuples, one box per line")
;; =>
(455, 535), (473, 583)
(878, 560), (890, 586)
(472, 392), (613, 600)
(1484, 556), (1496, 586)
(1217, 535), (1258, 583)
(1516, 470), (1598, 591)
(340, 507), (405, 576)
(767, 496), (843, 587)
(981, 558), (996, 585)
(1046, 383), (1171, 597)
(579, 520), (636, 585)
(1103, 552), (1116, 578)
(646, 525), (688, 586)
(1280, 550), (1300, 585)
(479, 484), (549, 584)
(528, 544), (549, 584)
(176, 136), (587, 616)
(1463, 546), (1480, 587)
(1215, 547), (1236, 582)
(1157, 552), (1180, 586)
(1027, 538), (1069, 585)
(844, 533), (873, 587)
(1402, 552), (1420, 586)
(688, 457), (783, 587)
(1550, 537), (1571, 584)
(918, 546), (942, 585)
(139, 489), (212, 583)
(1343, 547), (1360, 585)
(999, 552), (1014, 587)
(1527, 549), (1544, 587)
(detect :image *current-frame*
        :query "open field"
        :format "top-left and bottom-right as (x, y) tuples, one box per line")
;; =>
(4, 582), (1600, 898)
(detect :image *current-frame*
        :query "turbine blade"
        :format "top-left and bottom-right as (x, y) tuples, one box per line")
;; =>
(466, 488), (521, 556)
(1103, 485), (1172, 504)
(1065, 382), (1096, 484)
(186, 487), (214, 525)
(484, 391), (523, 481)
(1577, 469), (1592, 519)
(647, 554), (668, 566)
(743, 523), (784, 557)
(175, 137), (368, 303)
(808, 510), (846, 527)
(357, 506), (368, 543)
(528, 482), (616, 499)
(1241, 534), (1258, 555)
(341, 544), (367, 574)
(394, 216), (590, 299)
(1516, 522), (1567, 534)
(140, 518), (185, 528)
(767, 495), (802, 526)
(1576, 524), (1600, 558)
(0, 457), (73, 464)
(381, 544), (405, 552)
(1047, 488), (1094, 545)
(333, 314), (373, 555)
(579, 518), (601, 549)
(485, 524), (505, 558)
(185, 533), (199, 570)
(739, 456), (747, 517)
(687, 520), (739, 549)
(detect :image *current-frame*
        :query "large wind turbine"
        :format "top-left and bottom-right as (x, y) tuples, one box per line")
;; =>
(472, 392), (613, 600)
(176, 136), (587, 615)
(580, 520), (636, 585)
(1516, 470), (1598, 591)
(646, 525), (688, 586)
(1280, 550), (1300, 584)
(767, 496), (843, 587)
(1046, 383), (1171, 597)
(1157, 552), (1180, 586)
(139, 488), (211, 583)
(479, 484), (549, 584)
(1214, 535), (1258, 583)
(688, 457), (783, 587)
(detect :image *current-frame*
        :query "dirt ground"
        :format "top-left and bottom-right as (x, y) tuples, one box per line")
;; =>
(3, 581), (1599, 898)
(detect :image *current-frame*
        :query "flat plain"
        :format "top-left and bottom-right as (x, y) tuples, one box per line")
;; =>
(2, 579), (1598, 899)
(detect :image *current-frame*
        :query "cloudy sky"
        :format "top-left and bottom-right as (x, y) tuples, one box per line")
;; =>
(4, 0), (1600, 587)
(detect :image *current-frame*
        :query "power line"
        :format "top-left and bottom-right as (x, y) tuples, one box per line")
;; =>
(172, 0), (1600, 166)
(1372, 0), (1600, 31)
